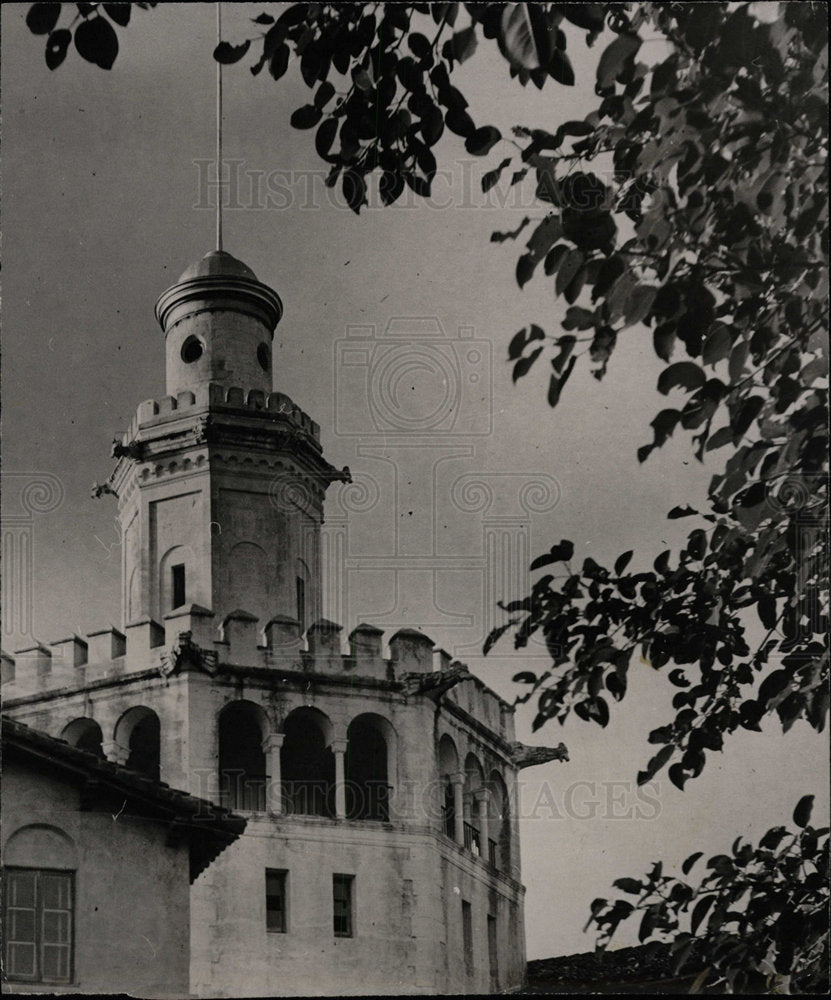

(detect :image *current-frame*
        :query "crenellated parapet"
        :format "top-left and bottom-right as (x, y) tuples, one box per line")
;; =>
(120, 383), (322, 449)
(2, 614), (515, 741)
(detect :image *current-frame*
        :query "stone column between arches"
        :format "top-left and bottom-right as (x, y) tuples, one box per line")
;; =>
(262, 732), (285, 815)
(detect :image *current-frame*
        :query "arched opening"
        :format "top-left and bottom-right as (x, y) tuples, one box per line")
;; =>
(346, 714), (394, 821)
(61, 718), (104, 758)
(464, 752), (485, 857)
(159, 544), (194, 618)
(115, 706), (161, 781)
(218, 701), (268, 812)
(488, 770), (511, 870)
(280, 708), (334, 817)
(437, 734), (459, 839)
(257, 342), (271, 372)
(296, 559), (311, 633)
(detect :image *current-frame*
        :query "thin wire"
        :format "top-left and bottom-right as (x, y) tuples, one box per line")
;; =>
(216, 1), (223, 252)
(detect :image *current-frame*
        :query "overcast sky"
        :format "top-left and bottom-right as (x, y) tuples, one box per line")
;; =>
(2, 2), (827, 960)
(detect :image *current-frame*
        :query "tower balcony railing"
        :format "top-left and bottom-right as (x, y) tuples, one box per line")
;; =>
(463, 821), (481, 857)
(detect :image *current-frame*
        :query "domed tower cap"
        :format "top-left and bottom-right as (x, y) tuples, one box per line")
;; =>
(177, 249), (258, 283)
(155, 249), (283, 333)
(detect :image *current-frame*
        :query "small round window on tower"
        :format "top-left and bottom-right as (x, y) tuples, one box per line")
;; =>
(181, 335), (204, 364)
(257, 343), (271, 372)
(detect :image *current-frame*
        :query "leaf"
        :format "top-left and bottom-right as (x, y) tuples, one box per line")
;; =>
(45, 27), (71, 70)
(690, 894), (715, 935)
(624, 285), (657, 326)
(342, 169), (366, 214)
(516, 253), (538, 289)
(482, 158), (511, 193)
(408, 32), (431, 58)
(668, 505), (698, 519)
(682, 851), (703, 875)
(687, 529), (706, 561)
(500, 2), (551, 70)
(103, 3), (130, 27)
(793, 794), (814, 829)
(562, 306), (595, 331)
(549, 48), (575, 86)
(512, 671), (537, 684)
(314, 80), (335, 109)
(214, 39), (251, 65)
(596, 33), (641, 90)
(653, 325), (676, 363)
(26, 2), (61, 34)
(452, 25), (478, 63)
(548, 357), (576, 408)
(657, 362), (705, 395)
(703, 324), (733, 367)
(74, 15), (119, 69)
(613, 877), (643, 895)
(465, 125), (501, 156)
(445, 106), (475, 138)
(483, 622), (512, 656)
(268, 43), (290, 81)
(530, 540), (574, 569)
(508, 324), (545, 361)
(551, 335), (576, 375)
(614, 550), (633, 575)
(668, 763), (687, 790)
(757, 594), (777, 630)
(352, 65), (374, 92)
(638, 745), (674, 784)
(290, 104), (322, 130)
(512, 346), (543, 382)
(544, 244), (569, 276)
(555, 249), (584, 297)
(315, 118), (337, 159)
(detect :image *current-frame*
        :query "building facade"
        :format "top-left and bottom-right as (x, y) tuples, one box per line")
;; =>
(1, 715), (244, 996)
(2, 250), (567, 996)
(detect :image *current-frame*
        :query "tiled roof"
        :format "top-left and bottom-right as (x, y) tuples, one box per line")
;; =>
(524, 943), (703, 993)
(2, 715), (246, 881)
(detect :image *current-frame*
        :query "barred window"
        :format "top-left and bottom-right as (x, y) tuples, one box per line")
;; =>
(265, 870), (287, 933)
(332, 874), (354, 937)
(2, 868), (73, 985)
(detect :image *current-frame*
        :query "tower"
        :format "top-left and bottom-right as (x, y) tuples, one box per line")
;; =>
(116, 250), (342, 633)
(2, 246), (569, 996)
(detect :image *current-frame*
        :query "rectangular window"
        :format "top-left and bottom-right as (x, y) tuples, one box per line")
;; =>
(2, 868), (73, 985)
(462, 899), (473, 972)
(332, 874), (354, 938)
(296, 577), (306, 631)
(265, 870), (287, 933)
(487, 913), (499, 990)
(172, 563), (186, 609)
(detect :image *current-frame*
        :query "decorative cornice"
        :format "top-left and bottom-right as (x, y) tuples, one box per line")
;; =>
(155, 273), (283, 334)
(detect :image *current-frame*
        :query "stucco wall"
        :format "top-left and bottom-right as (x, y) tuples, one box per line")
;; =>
(2, 761), (191, 997)
(190, 816), (524, 996)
